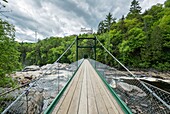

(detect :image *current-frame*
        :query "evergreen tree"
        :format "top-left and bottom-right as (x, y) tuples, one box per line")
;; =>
(104, 12), (116, 31)
(97, 21), (105, 34)
(127, 0), (142, 19)
(118, 15), (126, 34)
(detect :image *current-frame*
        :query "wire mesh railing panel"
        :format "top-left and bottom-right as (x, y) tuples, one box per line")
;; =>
(144, 82), (170, 105)
(1, 59), (83, 114)
(89, 59), (170, 114)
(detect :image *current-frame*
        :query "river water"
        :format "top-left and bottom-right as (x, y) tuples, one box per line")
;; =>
(143, 80), (170, 92)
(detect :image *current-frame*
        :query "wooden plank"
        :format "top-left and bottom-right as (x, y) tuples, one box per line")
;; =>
(78, 62), (88, 114)
(52, 66), (83, 114)
(87, 63), (99, 114)
(97, 76), (124, 114)
(105, 83), (124, 113)
(51, 78), (73, 114)
(91, 68), (119, 114)
(55, 63), (85, 114)
(67, 62), (85, 114)
(88, 62), (109, 114)
(88, 60), (124, 114)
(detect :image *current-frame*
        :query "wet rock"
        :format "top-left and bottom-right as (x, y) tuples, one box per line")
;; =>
(131, 109), (137, 114)
(23, 65), (40, 72)
(7, 90), (44, 114)
(11, 71), (42, 84)
(41, 64), (52, 70)
(44, 71), (52, 75)
(50, 92), (57, 99)
(20, 78), (30, 84)
(27, 91), (44, 114)
(118, 82), (147, 97)
(140, 103), (148, 107)
(4, 62), (75, 113)
(42, 100), (50, 111)
(60, 63), (69, 70)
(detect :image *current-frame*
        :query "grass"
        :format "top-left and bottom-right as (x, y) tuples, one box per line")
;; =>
(0, 76), (18, 88)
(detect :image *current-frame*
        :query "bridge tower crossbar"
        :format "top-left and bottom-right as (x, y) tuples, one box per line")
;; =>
(76, 36), (97, 61)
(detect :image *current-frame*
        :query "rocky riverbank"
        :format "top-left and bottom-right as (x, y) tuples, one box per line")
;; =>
(1, 62), (169, 113)
(0, 63), (76, 113)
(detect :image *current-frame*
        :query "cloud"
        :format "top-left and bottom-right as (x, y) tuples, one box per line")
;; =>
(1, 0), (166, 42)
(140, 0), (166, 12)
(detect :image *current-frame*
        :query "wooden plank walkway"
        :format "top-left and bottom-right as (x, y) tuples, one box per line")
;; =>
(52, 60), (124, 114)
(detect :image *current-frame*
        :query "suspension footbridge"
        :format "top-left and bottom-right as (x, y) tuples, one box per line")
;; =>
(46, 60), (129, 114)
(1, 36), (170, 114)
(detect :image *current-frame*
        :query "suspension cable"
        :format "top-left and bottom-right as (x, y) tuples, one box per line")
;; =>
(2, 37), (77, 114)
(96, 37), (170, 110)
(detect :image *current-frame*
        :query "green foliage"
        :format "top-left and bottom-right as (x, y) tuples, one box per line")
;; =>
(19, 35), (76, 66)
(165, 0), (170, 7)
(0, 19), (21, 79)
(95, 0), (170, 71)
(0, 1), (21, 87)
(0, 76), (17, 88)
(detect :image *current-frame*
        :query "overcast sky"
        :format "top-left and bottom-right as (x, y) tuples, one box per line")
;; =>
(1, 0), (166, 42)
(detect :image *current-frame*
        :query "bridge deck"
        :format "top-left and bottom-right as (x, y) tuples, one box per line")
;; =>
(52, 60), (124, 114)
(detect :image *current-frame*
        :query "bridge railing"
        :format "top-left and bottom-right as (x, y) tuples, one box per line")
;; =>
(1, 59), (83, 114)
(89, 59), (170, 114)
(1, 37), (83, 114)
(88, 37), (170, 114)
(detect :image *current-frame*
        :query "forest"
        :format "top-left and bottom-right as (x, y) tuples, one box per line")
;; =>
(0, 0), (170, 87)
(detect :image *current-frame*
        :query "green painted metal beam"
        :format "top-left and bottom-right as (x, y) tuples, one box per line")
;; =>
(89, 60), (132, 114)
(44, 60), (84, 114)
(76, 36), (78, 62)
(94, 36), (96, 61)
(77, 37), (96, 40)
(77, 46), (95, 48)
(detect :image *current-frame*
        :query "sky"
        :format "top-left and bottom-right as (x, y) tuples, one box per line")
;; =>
(1, 0), (166, 42)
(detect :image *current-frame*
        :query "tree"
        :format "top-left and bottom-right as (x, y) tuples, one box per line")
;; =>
(127, 0), (142, 19)
(104, 12), (116, 31)
(97, 21), (105, 34)
(97, 13), (116, 34)
(119, 27), (146, 66)
(0, 19), (21, 78)
(143, 4), (163, 22)
(165, 0), (170, 7)
(130, 0), (141, 14)
(159, 15), (170, 66)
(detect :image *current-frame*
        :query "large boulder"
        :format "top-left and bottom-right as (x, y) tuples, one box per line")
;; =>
(6, 90), (44, 114)
(11, 71), (42, 84)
